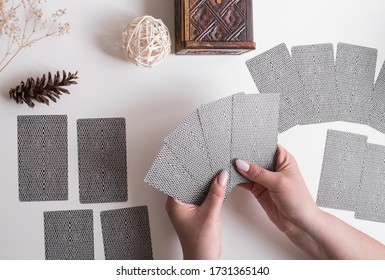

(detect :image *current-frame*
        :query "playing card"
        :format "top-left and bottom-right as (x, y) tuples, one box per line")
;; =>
(100, 206), (153, 260)
(230, 93), (280, 186)
(18, 115), (68, 201)
(317, 130), (367, 211)
(77, 118), (128, 204)
(44, 209), (94, 260)
(292, 43), (339, 123)
(335, 43), (377, 123)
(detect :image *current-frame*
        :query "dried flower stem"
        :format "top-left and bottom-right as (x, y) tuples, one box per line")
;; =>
(0, 0), (70, 73)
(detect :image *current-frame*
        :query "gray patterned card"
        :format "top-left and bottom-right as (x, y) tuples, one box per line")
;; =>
(198, 94), (236, 195)
(101, 206), (153, 260)
(18, 115), (68, 202)
(164, 110), (213, 192)
(355, 144), (385, 223)
(44, 209), (94, 260)
(230, 93), (279, 186)
(335, 43), (377, 124)
(317, 130), (367, 211)
(246, 43), (313, 132)
(369, 60), (385, 133)
(77, 118), (127, 204)
(291, 43), (339, 124)
(144, 144), (208, 205)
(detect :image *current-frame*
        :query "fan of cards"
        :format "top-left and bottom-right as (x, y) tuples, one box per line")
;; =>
(145, 42), (385, 205)
(145, 93), (280, 205)
(247, 42), (385, 133)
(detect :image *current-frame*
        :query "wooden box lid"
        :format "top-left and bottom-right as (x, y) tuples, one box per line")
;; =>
(175, 0), (256, 55)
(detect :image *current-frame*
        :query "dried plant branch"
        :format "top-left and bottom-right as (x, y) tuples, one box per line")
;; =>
(0, 0), (70, 73)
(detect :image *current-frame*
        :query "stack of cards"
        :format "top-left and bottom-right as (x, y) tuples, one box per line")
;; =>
(317, 130), (385, 223)
(145, 93), (280, 205)
(246, 43), (382, 132)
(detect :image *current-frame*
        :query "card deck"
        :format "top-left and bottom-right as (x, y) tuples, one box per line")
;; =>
(145, 92), (280, 203)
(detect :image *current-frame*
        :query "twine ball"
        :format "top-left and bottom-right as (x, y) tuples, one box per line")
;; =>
(121, 15), (171, 68)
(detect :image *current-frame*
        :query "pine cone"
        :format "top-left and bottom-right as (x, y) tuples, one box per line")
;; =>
(9, 70), (78, 108)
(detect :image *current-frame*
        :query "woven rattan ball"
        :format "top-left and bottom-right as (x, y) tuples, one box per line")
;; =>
(121, 16), (171, 68)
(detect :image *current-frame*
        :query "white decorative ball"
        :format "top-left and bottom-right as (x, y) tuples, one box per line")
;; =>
(121, 15), (171, 68)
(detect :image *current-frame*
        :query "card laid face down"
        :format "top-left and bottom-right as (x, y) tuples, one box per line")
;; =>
(355, 144), (385, 222)
(317, 130), (367, 211)
(335, 43), (377, 124)
(230, 93), (279, 186)
(77, 118), (127, 204)
(291, 44), (339, 124)
(100, 206), (153, 260)
(164, 110), (213, 191)
(18, 115), (68, 201)
(246, 43), (313, 132)
(44, 209), (94, 260)
(369, 61), (385, 133)
(145, 144), (209, 205)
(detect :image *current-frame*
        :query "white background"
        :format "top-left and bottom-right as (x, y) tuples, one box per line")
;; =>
(0, 0), (385, 260)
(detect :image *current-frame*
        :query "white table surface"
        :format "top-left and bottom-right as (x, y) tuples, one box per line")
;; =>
(1, 0), (385, 260)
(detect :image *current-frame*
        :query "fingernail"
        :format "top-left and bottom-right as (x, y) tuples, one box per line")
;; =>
(235, 159), (250, 172)
(217, 170), (229, 186)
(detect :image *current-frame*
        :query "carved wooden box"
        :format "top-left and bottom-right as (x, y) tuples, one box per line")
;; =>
(175, 0), (255, 55)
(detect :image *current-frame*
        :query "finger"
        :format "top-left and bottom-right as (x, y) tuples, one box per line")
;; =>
(275, 144), (292, 171)
(235, 159), (280, 191)
(201, 170), (228, 216)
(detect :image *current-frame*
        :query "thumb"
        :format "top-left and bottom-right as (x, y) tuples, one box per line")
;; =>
(201, 170), (228, 216)
(235, 159), (280, 191)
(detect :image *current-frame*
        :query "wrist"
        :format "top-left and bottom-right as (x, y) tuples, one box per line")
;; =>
(285, 204), (323, 238)
(297, 206), (325, 235)
(182, 242), (222, 260)
(183, 250), (221, 260)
